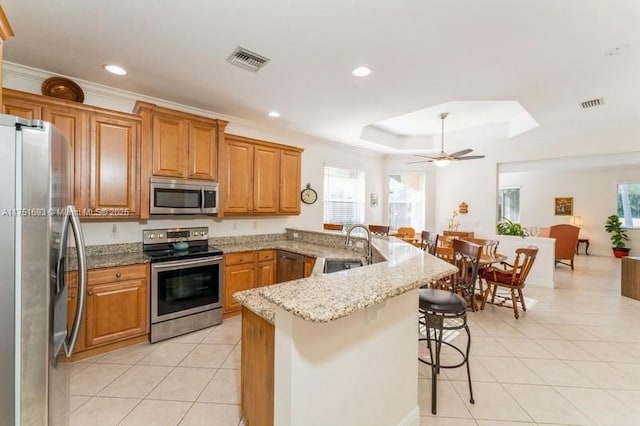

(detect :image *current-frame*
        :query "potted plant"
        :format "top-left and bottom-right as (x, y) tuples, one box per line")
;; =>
(496, 218), (527, 237)
(605, 214), (630, 258)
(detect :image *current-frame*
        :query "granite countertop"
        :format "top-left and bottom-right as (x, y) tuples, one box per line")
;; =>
(234, 229), (457, 324)
(67, 242), (148, 271)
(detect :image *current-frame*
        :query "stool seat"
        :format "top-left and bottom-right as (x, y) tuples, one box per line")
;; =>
(419, 288), (466, 313)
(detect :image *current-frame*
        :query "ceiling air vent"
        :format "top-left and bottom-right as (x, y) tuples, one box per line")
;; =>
(227, 47), (270, 72)
(580, 97), (604, 109)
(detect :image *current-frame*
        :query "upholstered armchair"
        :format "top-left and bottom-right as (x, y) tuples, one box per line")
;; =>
(547, 224), (580, 270)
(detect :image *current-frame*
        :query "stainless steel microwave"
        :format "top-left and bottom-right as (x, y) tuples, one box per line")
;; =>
(150, 177), (219, 215)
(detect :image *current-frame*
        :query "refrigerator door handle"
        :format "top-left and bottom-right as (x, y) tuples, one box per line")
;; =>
(64, 206), (87, 357)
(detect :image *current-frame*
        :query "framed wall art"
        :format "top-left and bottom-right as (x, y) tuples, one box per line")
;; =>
(554, 197), (573, 216)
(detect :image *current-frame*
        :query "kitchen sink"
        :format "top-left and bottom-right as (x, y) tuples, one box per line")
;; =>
(323, 258), (364, 274)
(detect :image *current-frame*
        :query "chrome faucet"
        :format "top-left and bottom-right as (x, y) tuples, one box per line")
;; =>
(345, 224), (373, 265)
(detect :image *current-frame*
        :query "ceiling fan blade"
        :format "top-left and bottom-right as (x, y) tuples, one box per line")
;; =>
(406, 159), (434, 164)
(455, 155), (486, 161)
(412, 154), (440, 159)
(449, 148), (473, 158)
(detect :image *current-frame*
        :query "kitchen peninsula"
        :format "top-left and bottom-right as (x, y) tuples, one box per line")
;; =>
(234, 229), (457, 426)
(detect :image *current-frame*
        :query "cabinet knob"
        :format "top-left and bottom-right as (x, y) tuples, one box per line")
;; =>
(116, 272), (122, 278)
(88, 289), (93, 296)
(68, 294), (76, 300)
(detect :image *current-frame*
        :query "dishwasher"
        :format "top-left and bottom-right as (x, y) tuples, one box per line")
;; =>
(276, 250), (305, 283)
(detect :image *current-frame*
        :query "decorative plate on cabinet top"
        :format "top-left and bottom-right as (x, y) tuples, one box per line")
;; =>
(41, 77), (85, 103)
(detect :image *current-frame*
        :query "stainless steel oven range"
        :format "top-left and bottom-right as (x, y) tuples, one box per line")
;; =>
(143, 227), (223, 343)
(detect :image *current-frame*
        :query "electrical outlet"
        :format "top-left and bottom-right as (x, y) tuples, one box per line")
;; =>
(253, 221), (258, 229)
(233, 223), (237, 230)
(111, 223), (117, 237)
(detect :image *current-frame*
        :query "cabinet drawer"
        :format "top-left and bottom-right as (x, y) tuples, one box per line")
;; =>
(225, 251), (257, 266)
(258, 250), (275, 262)
(88, 264), (148, 285)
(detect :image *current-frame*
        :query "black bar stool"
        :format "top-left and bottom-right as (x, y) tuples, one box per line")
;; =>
(418, 239), (480, 414)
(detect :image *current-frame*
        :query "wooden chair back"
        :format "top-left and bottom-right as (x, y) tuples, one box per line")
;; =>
(323, 223), (344, 231)
(420, 231), (438, 255)
(396, 226), (415, 239)
(548, 224), (580, 270)
(451, 239), (482, 309)
(368, 224), (390, 236)
(462, 237), (500, 257)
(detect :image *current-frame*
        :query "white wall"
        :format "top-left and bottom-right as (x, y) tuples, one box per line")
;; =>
(3, 63), (385, 245)
(500, 166), (640, 256)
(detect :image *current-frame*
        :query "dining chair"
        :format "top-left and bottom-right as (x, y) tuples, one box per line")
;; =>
(368, 224), (390, 236)
(451, 239), (483, 311)
(480, 246), (539, 319)
(420, 231), (438, 255)
(323, 223), (343, 231)
(418, 238), (479, 414)
(396, 226), (416, 242)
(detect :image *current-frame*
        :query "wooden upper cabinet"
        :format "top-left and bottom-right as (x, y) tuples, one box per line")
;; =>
(2, 89), (141, 219)
(152, 113), (186, 178)
(221, 134), (303, 216)
(3, 96), (42, 120)
(224, 137), (254, 213)
(253, 145), (279, 213)
(89, 113), (139, 216)
(134, 102), (227, 219)
(280, 149), (302, 214)
(188, 121), (217, 180)
(42, 106), (87, 209)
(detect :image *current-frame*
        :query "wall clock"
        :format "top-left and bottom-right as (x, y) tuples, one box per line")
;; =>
(300, 183), (318, 205)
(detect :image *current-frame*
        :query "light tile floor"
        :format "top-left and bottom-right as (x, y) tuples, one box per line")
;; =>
(71, 254), (640, 425)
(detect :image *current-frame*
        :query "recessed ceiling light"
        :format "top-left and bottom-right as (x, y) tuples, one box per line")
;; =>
(267, 111), (280, 118)
(352, 66), (372, 77)
(103, 64), (127, 75)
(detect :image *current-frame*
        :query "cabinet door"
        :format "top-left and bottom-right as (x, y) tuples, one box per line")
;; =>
(89, 114), (139, 217)
(224, 263), (256, 313)
(257, 260), (276, 287)
(223, 139), (254, 213)
(85, 278), (148, 348)
(43, 106), (87, 210)
(66, 272), (86, 353)
(2, 97), (42, 120)
(253, 145), (279, 213)
(279, 150), (301, 214)
(152, 113), (187, 178)
(303, 256), (316, 278)
(188, 121), (217, 180)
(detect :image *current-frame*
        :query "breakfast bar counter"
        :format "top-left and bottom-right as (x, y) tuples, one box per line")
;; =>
(233, 228), (456, 426)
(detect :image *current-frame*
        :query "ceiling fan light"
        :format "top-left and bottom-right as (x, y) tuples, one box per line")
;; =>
(434, 159), (451, 167)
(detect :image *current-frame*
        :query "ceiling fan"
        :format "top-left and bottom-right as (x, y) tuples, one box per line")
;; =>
(408, 112), (485, 167)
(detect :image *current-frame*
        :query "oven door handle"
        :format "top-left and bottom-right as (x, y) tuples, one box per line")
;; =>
(152, 256), (223, 271)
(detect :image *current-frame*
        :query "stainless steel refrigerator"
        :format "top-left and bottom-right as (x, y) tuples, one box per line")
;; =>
(0, 114), (87, 426)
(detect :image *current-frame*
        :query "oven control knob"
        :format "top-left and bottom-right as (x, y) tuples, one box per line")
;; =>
(200, 231), (207, 236)
(158, 233), (164, 239)
(148, 233), (155, 240)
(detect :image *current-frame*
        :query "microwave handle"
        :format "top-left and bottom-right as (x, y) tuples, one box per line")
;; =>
(201, 188), (205, 211)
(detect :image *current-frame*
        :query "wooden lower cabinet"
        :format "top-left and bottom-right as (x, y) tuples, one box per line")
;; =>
(66, 263), (149, 360)
(241, 307), (275, 426)
(224, 252), (258, 314)
(257, 250), (276, 287)
(303, 256), (316, 278)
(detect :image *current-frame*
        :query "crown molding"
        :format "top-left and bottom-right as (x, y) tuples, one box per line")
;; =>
(2, 61), (383, 159)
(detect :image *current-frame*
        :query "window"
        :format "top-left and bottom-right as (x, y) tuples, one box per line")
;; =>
(498, 187), (520, 222)
(323, 166), (365, 225)
(388, 174), (425, 231)
(618, 183), (640, 228)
